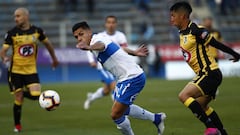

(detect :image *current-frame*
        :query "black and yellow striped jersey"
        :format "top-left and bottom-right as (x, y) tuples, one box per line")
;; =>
(179, 21), (218, 75)
(208, 29), (222, 59)
(3, 25), (48, 74)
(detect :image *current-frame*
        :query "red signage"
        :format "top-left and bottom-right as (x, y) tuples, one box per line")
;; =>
(155, 43), (240, 63)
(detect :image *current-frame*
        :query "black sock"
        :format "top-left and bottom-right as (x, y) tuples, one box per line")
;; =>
(13, 103), (22, 125)
(207, 108), (228, 135)
(23, 91), (39, 100)
(184, 97), (215, 128)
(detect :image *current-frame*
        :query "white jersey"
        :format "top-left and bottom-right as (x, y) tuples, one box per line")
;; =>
(90, 33), (143, 82)
(98, 31), (128, 47)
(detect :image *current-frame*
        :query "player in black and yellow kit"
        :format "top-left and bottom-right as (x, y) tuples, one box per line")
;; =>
(170, 2), (240, 135)
(0, 7), (59, 132)
(203, 17), (223, 62)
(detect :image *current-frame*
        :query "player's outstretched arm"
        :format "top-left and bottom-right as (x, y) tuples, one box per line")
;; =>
(76, 41), (105, 51)
(43, 39), (59, 68)
(122, 45), (149, 57)
(0, 45), (10, 64)
(209, 38), (240, 62)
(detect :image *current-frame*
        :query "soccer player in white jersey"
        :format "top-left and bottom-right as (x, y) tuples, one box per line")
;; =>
(83, 15), (143, 110)
(99, 15), (128, 47)
(72, 21), (166, 135)
(100, 15), (142, 55)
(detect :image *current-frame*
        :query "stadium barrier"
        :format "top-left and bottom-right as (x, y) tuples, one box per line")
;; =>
(0, 43), (239, 83)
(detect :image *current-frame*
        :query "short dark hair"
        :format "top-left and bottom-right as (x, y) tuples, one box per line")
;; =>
(105, 15), (118, 22)
(170, 1), (192, 16)
(72, 21), (90, 33)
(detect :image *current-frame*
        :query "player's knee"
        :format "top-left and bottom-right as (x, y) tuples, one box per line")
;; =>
(111, 110), (123, 120)
(28, 84), (41, 91)
(103, 89), (111, 95)
(14, 90), (24, 101)
(178, 92), (186, 103)
(14, 95), (24, 105)
(111, 112), (120, 120)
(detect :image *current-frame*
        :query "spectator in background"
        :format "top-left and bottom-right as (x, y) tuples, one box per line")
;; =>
(133, 0), (150, 14)
(140, 20), (155, 43)
(213, 0), (238, 15)
(202, 16), (223, 62)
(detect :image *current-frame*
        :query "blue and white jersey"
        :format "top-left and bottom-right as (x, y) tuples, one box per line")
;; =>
(90, 33), (143, 82)
(98, 31), (128, 47)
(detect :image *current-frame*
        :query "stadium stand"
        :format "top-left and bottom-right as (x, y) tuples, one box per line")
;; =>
(0, 0), (239, 47)
(205, 0), (240, 42)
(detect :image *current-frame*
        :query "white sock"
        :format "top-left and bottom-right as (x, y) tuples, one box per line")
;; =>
(116, 116), (134, 135)
(89, 87), (104, 101)
(128, 104), (155, 121)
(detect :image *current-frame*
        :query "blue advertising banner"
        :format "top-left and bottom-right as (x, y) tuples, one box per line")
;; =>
(37, 47), (100, 83)
(0, 63), (8, 83)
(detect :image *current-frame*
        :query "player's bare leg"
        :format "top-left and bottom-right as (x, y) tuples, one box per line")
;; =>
(24, 84), (41, 100)
(84, 81), (115, 110)
(112, 101), (166, 135)
(179, 83), (219, 134)
(112, 101), (134, 135)
(197, 96), (228, 135)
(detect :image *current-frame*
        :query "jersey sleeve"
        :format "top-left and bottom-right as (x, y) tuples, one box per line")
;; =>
(86, 51), (95, 63)
(37, 27), (47, 41)
(118, 33), (128, 47)
(191, 23), (212, 46)
(3, 32), (13, 46)
(90, 34), (112, 51)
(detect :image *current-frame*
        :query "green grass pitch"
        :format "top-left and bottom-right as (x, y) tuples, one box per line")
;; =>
(0, 77), (240, 135)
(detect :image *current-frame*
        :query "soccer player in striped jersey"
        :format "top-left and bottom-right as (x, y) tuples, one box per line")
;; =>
(170, 1), (240, 135)
(0, 7), (59, 132)
(72, 21), (166, 135)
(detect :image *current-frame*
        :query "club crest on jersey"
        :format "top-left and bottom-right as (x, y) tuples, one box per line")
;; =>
(19, 44), (34, 56)
(32, 35), (37, 42)
(183, 36), (188, 44)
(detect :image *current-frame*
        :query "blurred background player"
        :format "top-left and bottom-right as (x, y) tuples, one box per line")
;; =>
(99, 15), (128, 50)
(202, 16), (223, 62)
(100, 15), (147, 55)
(0, 7), (59, 132)
(83, 51), (116, 110)
(83, 15), (146, 110)
(72, 21), (166, 135)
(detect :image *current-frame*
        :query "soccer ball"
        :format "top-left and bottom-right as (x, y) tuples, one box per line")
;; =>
(39, 90), (60, 111)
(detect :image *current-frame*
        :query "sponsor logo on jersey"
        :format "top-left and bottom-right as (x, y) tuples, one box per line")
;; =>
(18, 44), (34, 56)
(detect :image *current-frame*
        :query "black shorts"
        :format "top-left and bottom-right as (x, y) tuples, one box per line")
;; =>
(191, 69), (222, 98)
(8, 72), (40, 93)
